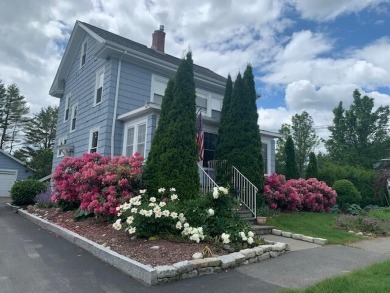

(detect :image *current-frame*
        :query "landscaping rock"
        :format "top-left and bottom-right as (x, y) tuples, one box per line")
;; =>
(172, 260), (195, 274)
(356, 232), (363, 236)
(292, 234), (303, 240)
(272, 229), (282, 235)
(272, 242), (287, 251)
(192, 252), (203, 260)
(253, 247), (264, 256)
(281, 231), (292, 238)
(239, 248), (256, 259)
(155, 265), (177, 278)
(313, 238), (327, 245)
(301, 235), (314, 243)
(218, 254), (236, 269)
(229, 252), (246, 264)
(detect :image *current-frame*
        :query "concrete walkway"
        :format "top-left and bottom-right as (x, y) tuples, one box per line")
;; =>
(263, 234), (321, 251)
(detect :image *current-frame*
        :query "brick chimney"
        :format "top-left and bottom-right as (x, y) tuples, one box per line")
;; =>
(151, 25), (166, 53)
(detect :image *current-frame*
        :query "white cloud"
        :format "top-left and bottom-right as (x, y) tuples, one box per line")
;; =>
(292, 0), (384, 21)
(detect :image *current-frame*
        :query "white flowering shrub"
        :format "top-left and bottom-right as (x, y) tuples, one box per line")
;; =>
(113, 186), (260, 248)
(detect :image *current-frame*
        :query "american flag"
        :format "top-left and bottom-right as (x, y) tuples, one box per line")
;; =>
(196, 111), (204, 162)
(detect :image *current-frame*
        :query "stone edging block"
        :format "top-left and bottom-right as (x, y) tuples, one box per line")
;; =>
(272, 228), (328, 245)
(7, 204), (288, 285)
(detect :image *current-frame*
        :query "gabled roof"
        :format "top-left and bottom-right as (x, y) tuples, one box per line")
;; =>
(0, 149), (34, 171)
(50, 21), (226, 97)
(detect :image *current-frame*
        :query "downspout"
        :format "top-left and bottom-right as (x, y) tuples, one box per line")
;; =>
(110, 52), (126, 157)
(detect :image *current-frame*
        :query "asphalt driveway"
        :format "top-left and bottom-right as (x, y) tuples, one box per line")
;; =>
(1, 199), (389, 293)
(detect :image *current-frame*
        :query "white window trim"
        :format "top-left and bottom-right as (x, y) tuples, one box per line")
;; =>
(262, 140), (272, 176)
(123, 118), (148, 158)
(70, 104), (78, 133)
(80, 41), (87, 68)
(94, 68), (104, 106)
(88, 127), (100, 153)
(64, 94), (70, 122)
(150, 74), (169, 104)
(57, 136), (67, 157)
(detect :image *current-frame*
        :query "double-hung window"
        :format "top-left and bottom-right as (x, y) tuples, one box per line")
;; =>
(89, 128), (99, 153)
(70, 104), (77, 132)
(124, 121), (147, 157)
(94, 69), (104, 105)
(64, 94), (70, 122)
(80, 41), (87, 67)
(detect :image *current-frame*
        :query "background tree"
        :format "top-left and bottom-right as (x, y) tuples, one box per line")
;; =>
(276, 111), (318, 177)
(145, 52), (199, 200)
(285, 135), (299, 179)
(0, 83), (29, 151)
(326, 89), (390, 168)
(215, 65), (264, 193)
(305, 152), (318, 179)
(275, 124), (291, 174)
(20, 106), (58, 158)
(29, 149), (54, 179)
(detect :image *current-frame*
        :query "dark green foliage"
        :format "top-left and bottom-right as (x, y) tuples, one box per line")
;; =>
(326, 89), (390, 168)
(284, 136), (299, 179)
(333, 179), (361, 209)
(0, 82), (29, 151)
(318, 163), (377, 206)
(19, 106), (58, 161)
(215, 66), (264, 194)
(305, 152), (318, 179)
(10, 179), (46, 206)
(29, 149), (54, 179)
(145, 53), (199, 200)
(215, 75), (233, 185)
(181, 193), (251, 240)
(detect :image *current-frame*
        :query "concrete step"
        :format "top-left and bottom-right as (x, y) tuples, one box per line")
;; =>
(251, 225), (274, 235)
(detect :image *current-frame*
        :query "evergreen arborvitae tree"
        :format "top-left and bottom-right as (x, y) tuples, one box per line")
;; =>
(285, 135), (299, 180)
(215, 65), (264, 194)
(145, 52), (199, 200)
(144, 79), (175, 193)
(305, 152), (318, 179)
(0, 83), (29, 150)
(215, 75), (233, 184)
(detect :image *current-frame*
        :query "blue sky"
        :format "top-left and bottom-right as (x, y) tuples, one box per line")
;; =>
(1, 0), (389, 146)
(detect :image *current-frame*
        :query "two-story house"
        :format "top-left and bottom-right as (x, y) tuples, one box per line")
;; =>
(50, 21), (279, 176)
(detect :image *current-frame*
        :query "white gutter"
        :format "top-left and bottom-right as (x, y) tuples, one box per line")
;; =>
(110, 52), (125, 157)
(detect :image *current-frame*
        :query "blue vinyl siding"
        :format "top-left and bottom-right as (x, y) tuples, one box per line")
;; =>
(53, 35), (113, 169)
(0, 153), (34, 180)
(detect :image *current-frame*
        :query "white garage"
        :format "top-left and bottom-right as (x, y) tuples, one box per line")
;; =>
(0, 149), (35, 197)
(0, 169), (18, 196)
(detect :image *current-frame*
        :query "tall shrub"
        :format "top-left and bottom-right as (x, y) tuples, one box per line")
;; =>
(215, 65), (264, 196)
(285, 136), (299, 180)
(145, 52), (199, 200)
(305, 152), (318, 179)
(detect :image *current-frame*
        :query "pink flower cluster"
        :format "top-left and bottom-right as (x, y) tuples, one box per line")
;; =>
(51, 153), (143, 216)
(264, 173), (337, 212)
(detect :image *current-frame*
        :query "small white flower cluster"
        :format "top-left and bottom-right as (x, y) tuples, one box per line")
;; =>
(113, 188), (182, 235)
(182, 223), (205, 243)
(239, 231), (255, 245)
(208, 208), (215, 216)
(212, 186), (229, 199)
(221, 233), (230, 244)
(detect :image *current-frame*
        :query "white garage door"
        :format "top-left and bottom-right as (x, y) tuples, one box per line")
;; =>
(0, 169), (18, 197)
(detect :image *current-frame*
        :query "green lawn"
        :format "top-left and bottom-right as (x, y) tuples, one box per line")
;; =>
(281, 260), (390, 293)
(368, 207), (390, 220)
(266, 212), (360, 245)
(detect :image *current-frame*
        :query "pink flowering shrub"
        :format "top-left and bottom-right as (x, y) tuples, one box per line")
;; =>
(264, 173), (302, 211)
(264, 174), (337, 212)
(289, 178), (337, 212)
(52, 153), (143, 216)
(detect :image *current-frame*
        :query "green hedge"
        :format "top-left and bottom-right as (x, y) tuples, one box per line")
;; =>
(333, 179), (361, 209)
(318, 163), (376, 206)
(10, 179), (46, 206)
